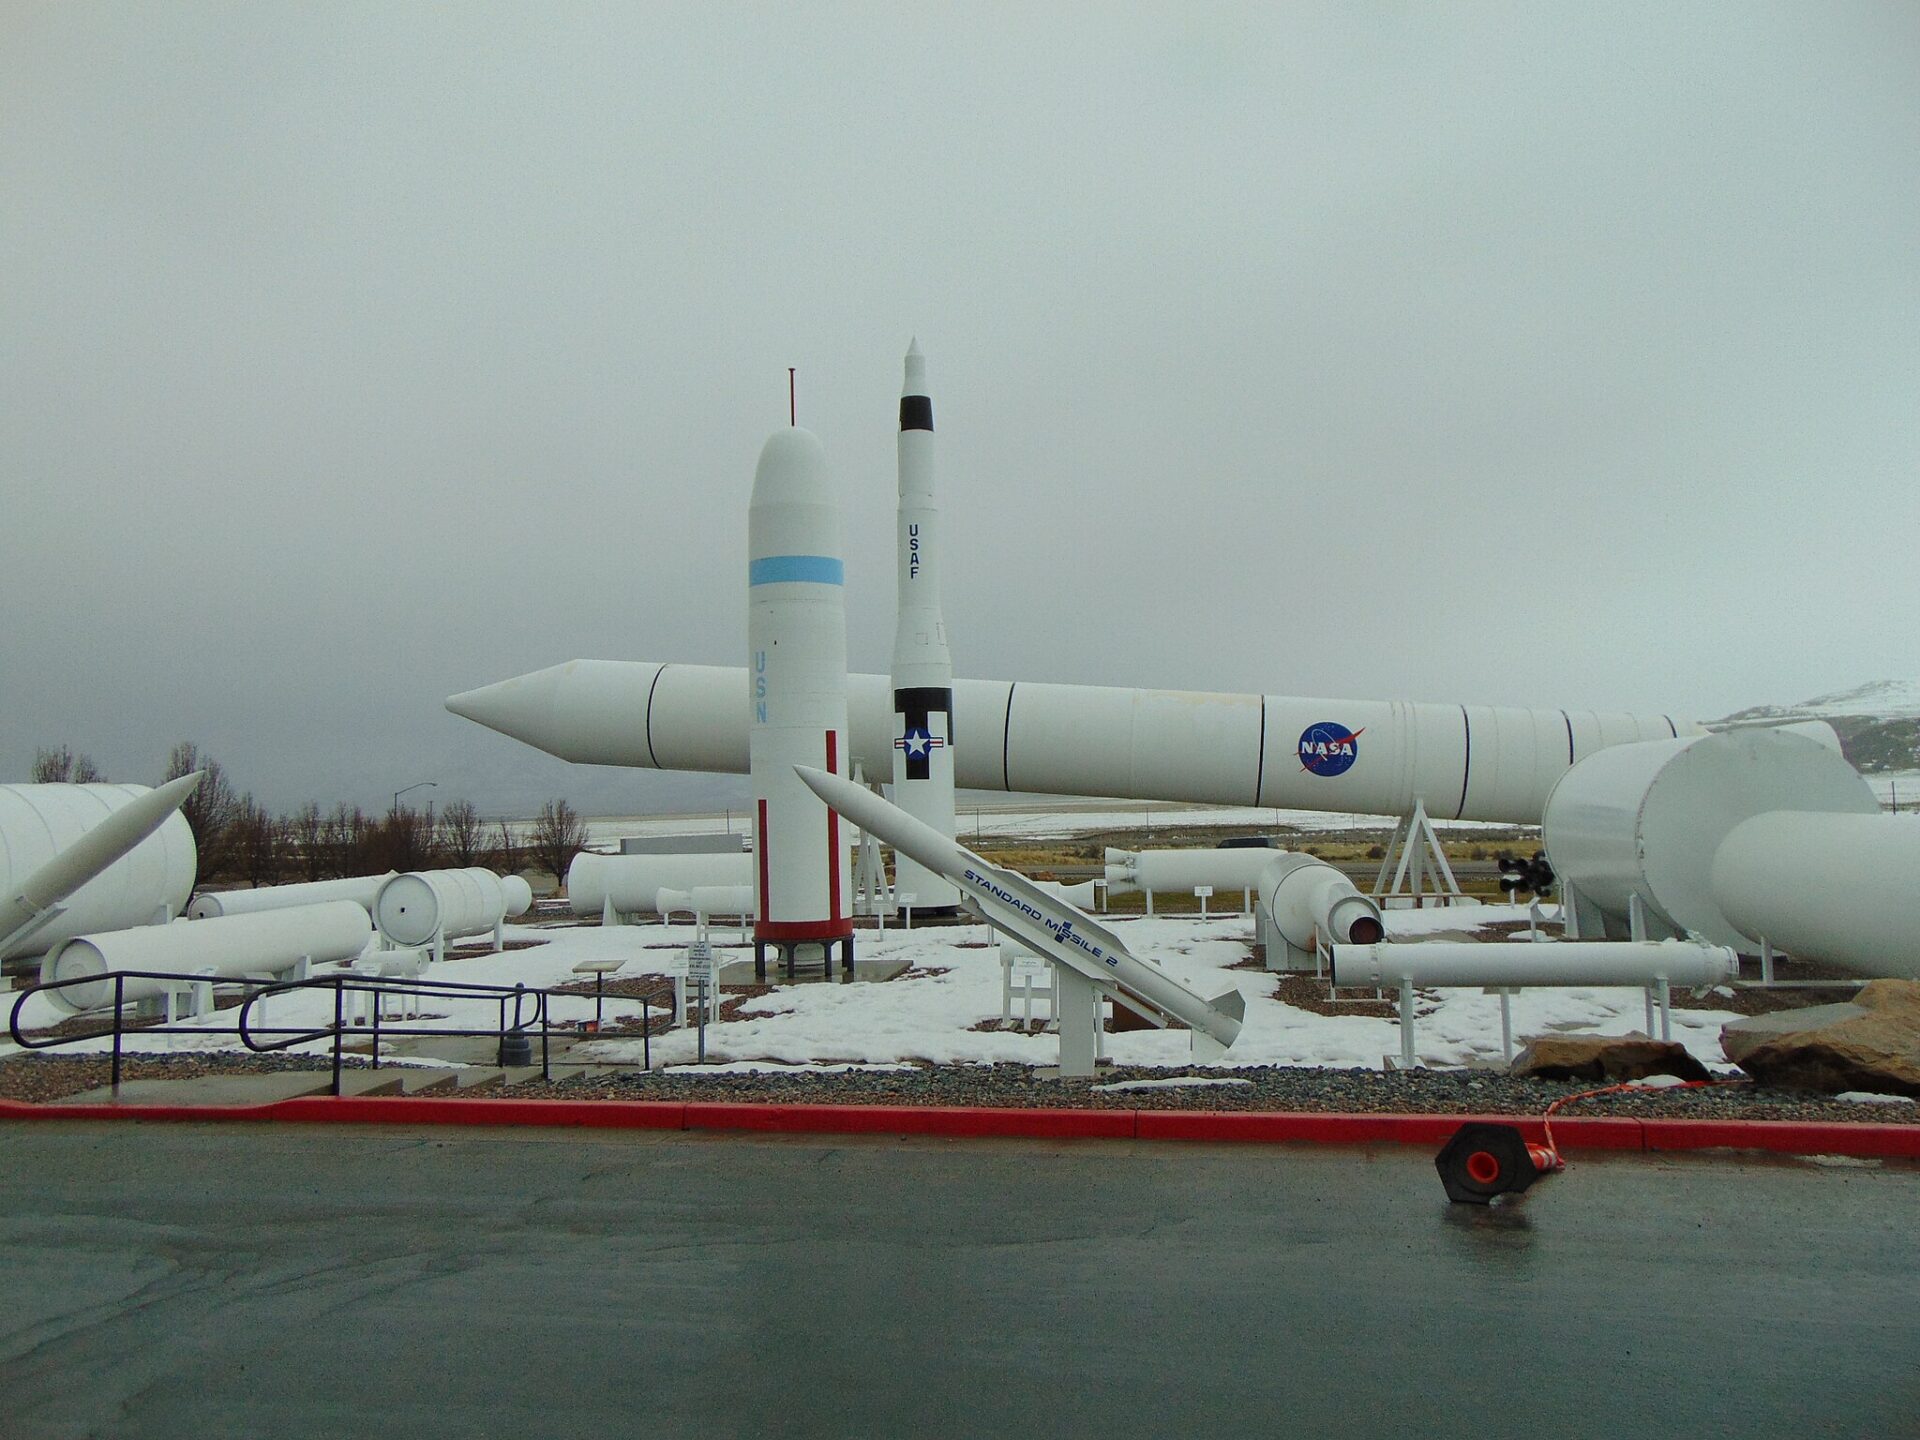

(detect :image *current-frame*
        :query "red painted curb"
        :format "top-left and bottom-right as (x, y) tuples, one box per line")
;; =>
(1639, 1117), (1920, 1160)
(1, 1095), (1915, 1160)
(1133, 1111), (1647, 1151)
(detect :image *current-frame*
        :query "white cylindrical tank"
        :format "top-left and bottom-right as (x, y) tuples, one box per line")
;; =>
(447, 659), (1701, 825)
(0, 784), (197, 958)
(568, 851), (755, 917)
(373, 868), (530, 948)
(655, 884), (757, 920)
(1332, 938), (1737, 990)
(1104, 847), (1278, 894)
(189, 872), (396, 920)
(1542, 729), (1878, 947)
(40, 900), (371, 1014)
(1257, 853), (1386, 951)
(1709, 811), (1920, 980)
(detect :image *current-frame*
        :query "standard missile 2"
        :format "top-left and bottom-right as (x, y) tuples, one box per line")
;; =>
(749, 429), (855, 975)
(794, 764), (1243, 1053)
(0, 771), (204, 960)
(888, 338), (961, 916)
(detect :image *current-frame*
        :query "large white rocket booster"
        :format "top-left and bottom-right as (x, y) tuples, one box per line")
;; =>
(748, 428), (855, 971)
(448, 660), (1698, 826)
(889, 339), (961, 915)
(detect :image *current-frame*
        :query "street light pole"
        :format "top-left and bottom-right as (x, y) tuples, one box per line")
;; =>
(393, 780), (437, 815)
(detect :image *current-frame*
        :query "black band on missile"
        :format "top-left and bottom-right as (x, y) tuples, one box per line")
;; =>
(899, 396), (933, 431)
(894, 686), (952, 715)
(893, 687), (953, 781)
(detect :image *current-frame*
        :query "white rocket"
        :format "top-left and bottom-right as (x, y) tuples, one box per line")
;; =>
(748, 427), (855, 974)
(889, 339), (961, 915)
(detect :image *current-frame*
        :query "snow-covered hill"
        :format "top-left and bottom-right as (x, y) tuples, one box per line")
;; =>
(1718, 679), (1920, 725)
(1716, 681), (1920, 774)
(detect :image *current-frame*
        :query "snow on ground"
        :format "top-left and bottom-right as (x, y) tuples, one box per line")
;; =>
(570, 803), (1509, 851)
(2, 905), (1743, 1076)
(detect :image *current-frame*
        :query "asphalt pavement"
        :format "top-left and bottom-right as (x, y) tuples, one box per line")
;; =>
(1, 1122), (1915, 1439)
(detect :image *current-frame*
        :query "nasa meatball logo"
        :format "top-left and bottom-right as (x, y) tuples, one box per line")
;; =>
(1297, 721), (1363, 777)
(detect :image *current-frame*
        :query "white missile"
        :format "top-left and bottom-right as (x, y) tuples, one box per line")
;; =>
(750, 429), (855, 974)
(794, 764), (1243, 1052)
(0, 770), (203, 961)
(889, 339), (961, 916)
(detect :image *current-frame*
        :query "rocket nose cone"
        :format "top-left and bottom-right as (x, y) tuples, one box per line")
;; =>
(903, 341), (927, 394)
(446, 662), (570, 738)
(752, 427), (834, 505)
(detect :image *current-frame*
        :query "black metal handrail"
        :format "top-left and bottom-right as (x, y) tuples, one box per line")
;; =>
(7, 968), (653, 1097)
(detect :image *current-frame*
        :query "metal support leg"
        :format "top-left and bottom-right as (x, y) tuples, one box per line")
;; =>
(1052, 965), (1100, 1079)
(1644, 986), (1656, 1037)
(1499, 989), (1513, 1064)
(1655, 976), (1672, 1043)
(1760, 938), (1775, 986)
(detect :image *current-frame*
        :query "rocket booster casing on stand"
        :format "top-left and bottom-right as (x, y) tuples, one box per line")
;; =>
(889, 339), (960, 914)
(749, 428), (854, 956)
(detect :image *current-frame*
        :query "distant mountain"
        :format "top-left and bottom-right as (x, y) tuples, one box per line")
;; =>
(1715, 680), (1920, 774)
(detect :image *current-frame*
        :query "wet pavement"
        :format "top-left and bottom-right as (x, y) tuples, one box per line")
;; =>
(1, 1122), (1914, 1438)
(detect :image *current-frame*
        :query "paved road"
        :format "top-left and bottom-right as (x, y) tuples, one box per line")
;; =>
(1, 1123), (1915, 1439)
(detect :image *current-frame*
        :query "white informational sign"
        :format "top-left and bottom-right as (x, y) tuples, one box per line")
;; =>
(685, 940), (717, 982)
(1007, 946), (1050, 979)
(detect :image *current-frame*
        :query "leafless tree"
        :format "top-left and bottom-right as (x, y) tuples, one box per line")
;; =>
(165, 742), (238, 879)
(528, 800), (588, 889)
(31, 745), (103, 783)
(376, 807), (435, 873)
(230, 795), (279, 887)
(288, 803), (327, 881)
(488, 821), (525, 876)
(436, 800), (484, 867)
(322, 803), (373, 878)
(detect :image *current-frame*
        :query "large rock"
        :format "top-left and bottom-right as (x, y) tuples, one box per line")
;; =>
(1511, 1033), (1711, 1083)
(1720, 979), (1920, 1096)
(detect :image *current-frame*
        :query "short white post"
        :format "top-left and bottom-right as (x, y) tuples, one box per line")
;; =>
(1399, 978), (1416, 1069)
(900, 893), (917, 931)
(1194, 885), (1213, 921)
(1760, 938), (1775, 985)
(1655, 975), (1672, 1042)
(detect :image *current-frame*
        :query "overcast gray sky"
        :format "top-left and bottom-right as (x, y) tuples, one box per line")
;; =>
(4, 2), (1916, 816)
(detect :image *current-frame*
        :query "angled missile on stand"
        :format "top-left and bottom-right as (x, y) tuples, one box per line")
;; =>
(0, 770), (204, 962)
(794, 763), (1243, 1055)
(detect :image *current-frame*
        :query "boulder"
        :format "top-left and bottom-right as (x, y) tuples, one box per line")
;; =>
(1720, 979), (1920, 1097)
(1510, 1033), (1711, 1083)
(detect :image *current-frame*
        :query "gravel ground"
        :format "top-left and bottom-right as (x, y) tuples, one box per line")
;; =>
(507, 1061), (1920, 1124)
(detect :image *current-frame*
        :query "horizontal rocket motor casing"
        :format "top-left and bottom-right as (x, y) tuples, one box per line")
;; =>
(567, 851), (755, 917)
(749, 429), (853, 944)
(449, 660), (1700, 825)
(41, 900), (372, 1013)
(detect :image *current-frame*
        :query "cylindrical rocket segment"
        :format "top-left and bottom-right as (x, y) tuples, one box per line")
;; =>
(448, 660), (1699, 826)
(749, 428), (854, 963)
(889, 339), (961, 915)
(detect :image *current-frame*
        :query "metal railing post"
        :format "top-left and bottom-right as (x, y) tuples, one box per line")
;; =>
(540, 996), (550, 1082)
(331, 981), (345, 1096)
(371, 995), (381, 1070)
(111, 973), (125, 1096)
(643, 996), (651, 1072)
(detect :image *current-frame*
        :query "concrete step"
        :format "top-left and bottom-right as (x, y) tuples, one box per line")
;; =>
(54, 1071), (338, 1107)
(396, 1068), (459, 1095)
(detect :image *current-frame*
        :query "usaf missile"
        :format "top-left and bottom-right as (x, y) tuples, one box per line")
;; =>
(793, 764), (1244, 1053)
(0, 770), (203, 961)
(889, 339), (961, 916)
(750, 429), (855, 974)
